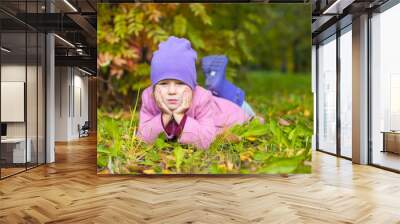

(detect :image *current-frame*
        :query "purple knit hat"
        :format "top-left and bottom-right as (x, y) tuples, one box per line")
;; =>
(150, 36), (197, 90)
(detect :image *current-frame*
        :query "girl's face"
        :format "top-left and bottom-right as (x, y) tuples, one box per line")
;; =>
(154, 79), (192, 110)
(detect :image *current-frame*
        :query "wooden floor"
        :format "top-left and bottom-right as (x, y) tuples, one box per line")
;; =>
(0, 135), (400, 224)
(1, 167), (26, 178)
(1, 163), (44, 178)
(373, 150), (400, 171)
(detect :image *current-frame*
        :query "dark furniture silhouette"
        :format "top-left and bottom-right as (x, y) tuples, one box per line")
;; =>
(78, 121), (90, 138)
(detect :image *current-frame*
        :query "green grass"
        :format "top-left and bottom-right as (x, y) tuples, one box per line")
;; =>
(97, 71), (313, 174)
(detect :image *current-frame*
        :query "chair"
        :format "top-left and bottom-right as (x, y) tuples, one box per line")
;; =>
(78, 121), (90, 138)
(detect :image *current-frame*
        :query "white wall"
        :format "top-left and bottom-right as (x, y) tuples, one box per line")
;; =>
(1, 65), (32, 138)
(55, 67), (89, 141)
(1, 65), (26, 128)
(1, 63), (46, 164)
(72, 72), (89, 138)
(55, 66), (69, 141)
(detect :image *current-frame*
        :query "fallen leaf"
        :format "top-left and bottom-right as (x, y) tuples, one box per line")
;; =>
(246, 136), (256, 142)
(97, 169), (110, 174)
(226, 160), (234, 171)
(223, 133), (241, 143)
(240, 151), (253, 162)
(304, 109), (310, 117)
(127, 165), (144, 172)
(278, 118), (291, 126)
(162, 169), (171, 174)
(143, 169), (155, 174)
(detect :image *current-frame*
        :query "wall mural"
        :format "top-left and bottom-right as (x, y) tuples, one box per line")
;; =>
(97, 3), (312, 175)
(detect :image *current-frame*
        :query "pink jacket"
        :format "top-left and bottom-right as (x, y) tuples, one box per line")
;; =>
(137, 85), (250, 149)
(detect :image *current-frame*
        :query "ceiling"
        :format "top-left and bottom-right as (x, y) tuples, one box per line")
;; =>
(311, 0), (390, 43)
(0, 0), (96, 74)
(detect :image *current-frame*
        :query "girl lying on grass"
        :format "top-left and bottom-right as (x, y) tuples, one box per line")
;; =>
(137, 36), (263, 149)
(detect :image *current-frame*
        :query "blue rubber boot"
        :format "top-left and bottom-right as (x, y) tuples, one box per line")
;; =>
(201, 55), (245, 107)
(201, 55), (227, 94)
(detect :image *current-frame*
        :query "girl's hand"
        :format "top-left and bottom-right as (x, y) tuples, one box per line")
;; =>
(173, 89), (192, 122)
(154, 87), (172, 115)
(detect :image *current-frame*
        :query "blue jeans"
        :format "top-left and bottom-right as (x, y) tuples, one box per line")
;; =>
(241, 100), (256, 117)
(205, 84), (255, 117)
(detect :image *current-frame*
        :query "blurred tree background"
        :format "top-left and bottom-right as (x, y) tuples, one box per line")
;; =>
(97, 3), (311, 110)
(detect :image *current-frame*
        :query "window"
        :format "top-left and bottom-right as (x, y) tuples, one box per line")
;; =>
(317, 35), (337, 154)
(0, 1), (47, 179)
(370, 3), (400, 171)
(339, 26), (352, 158)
